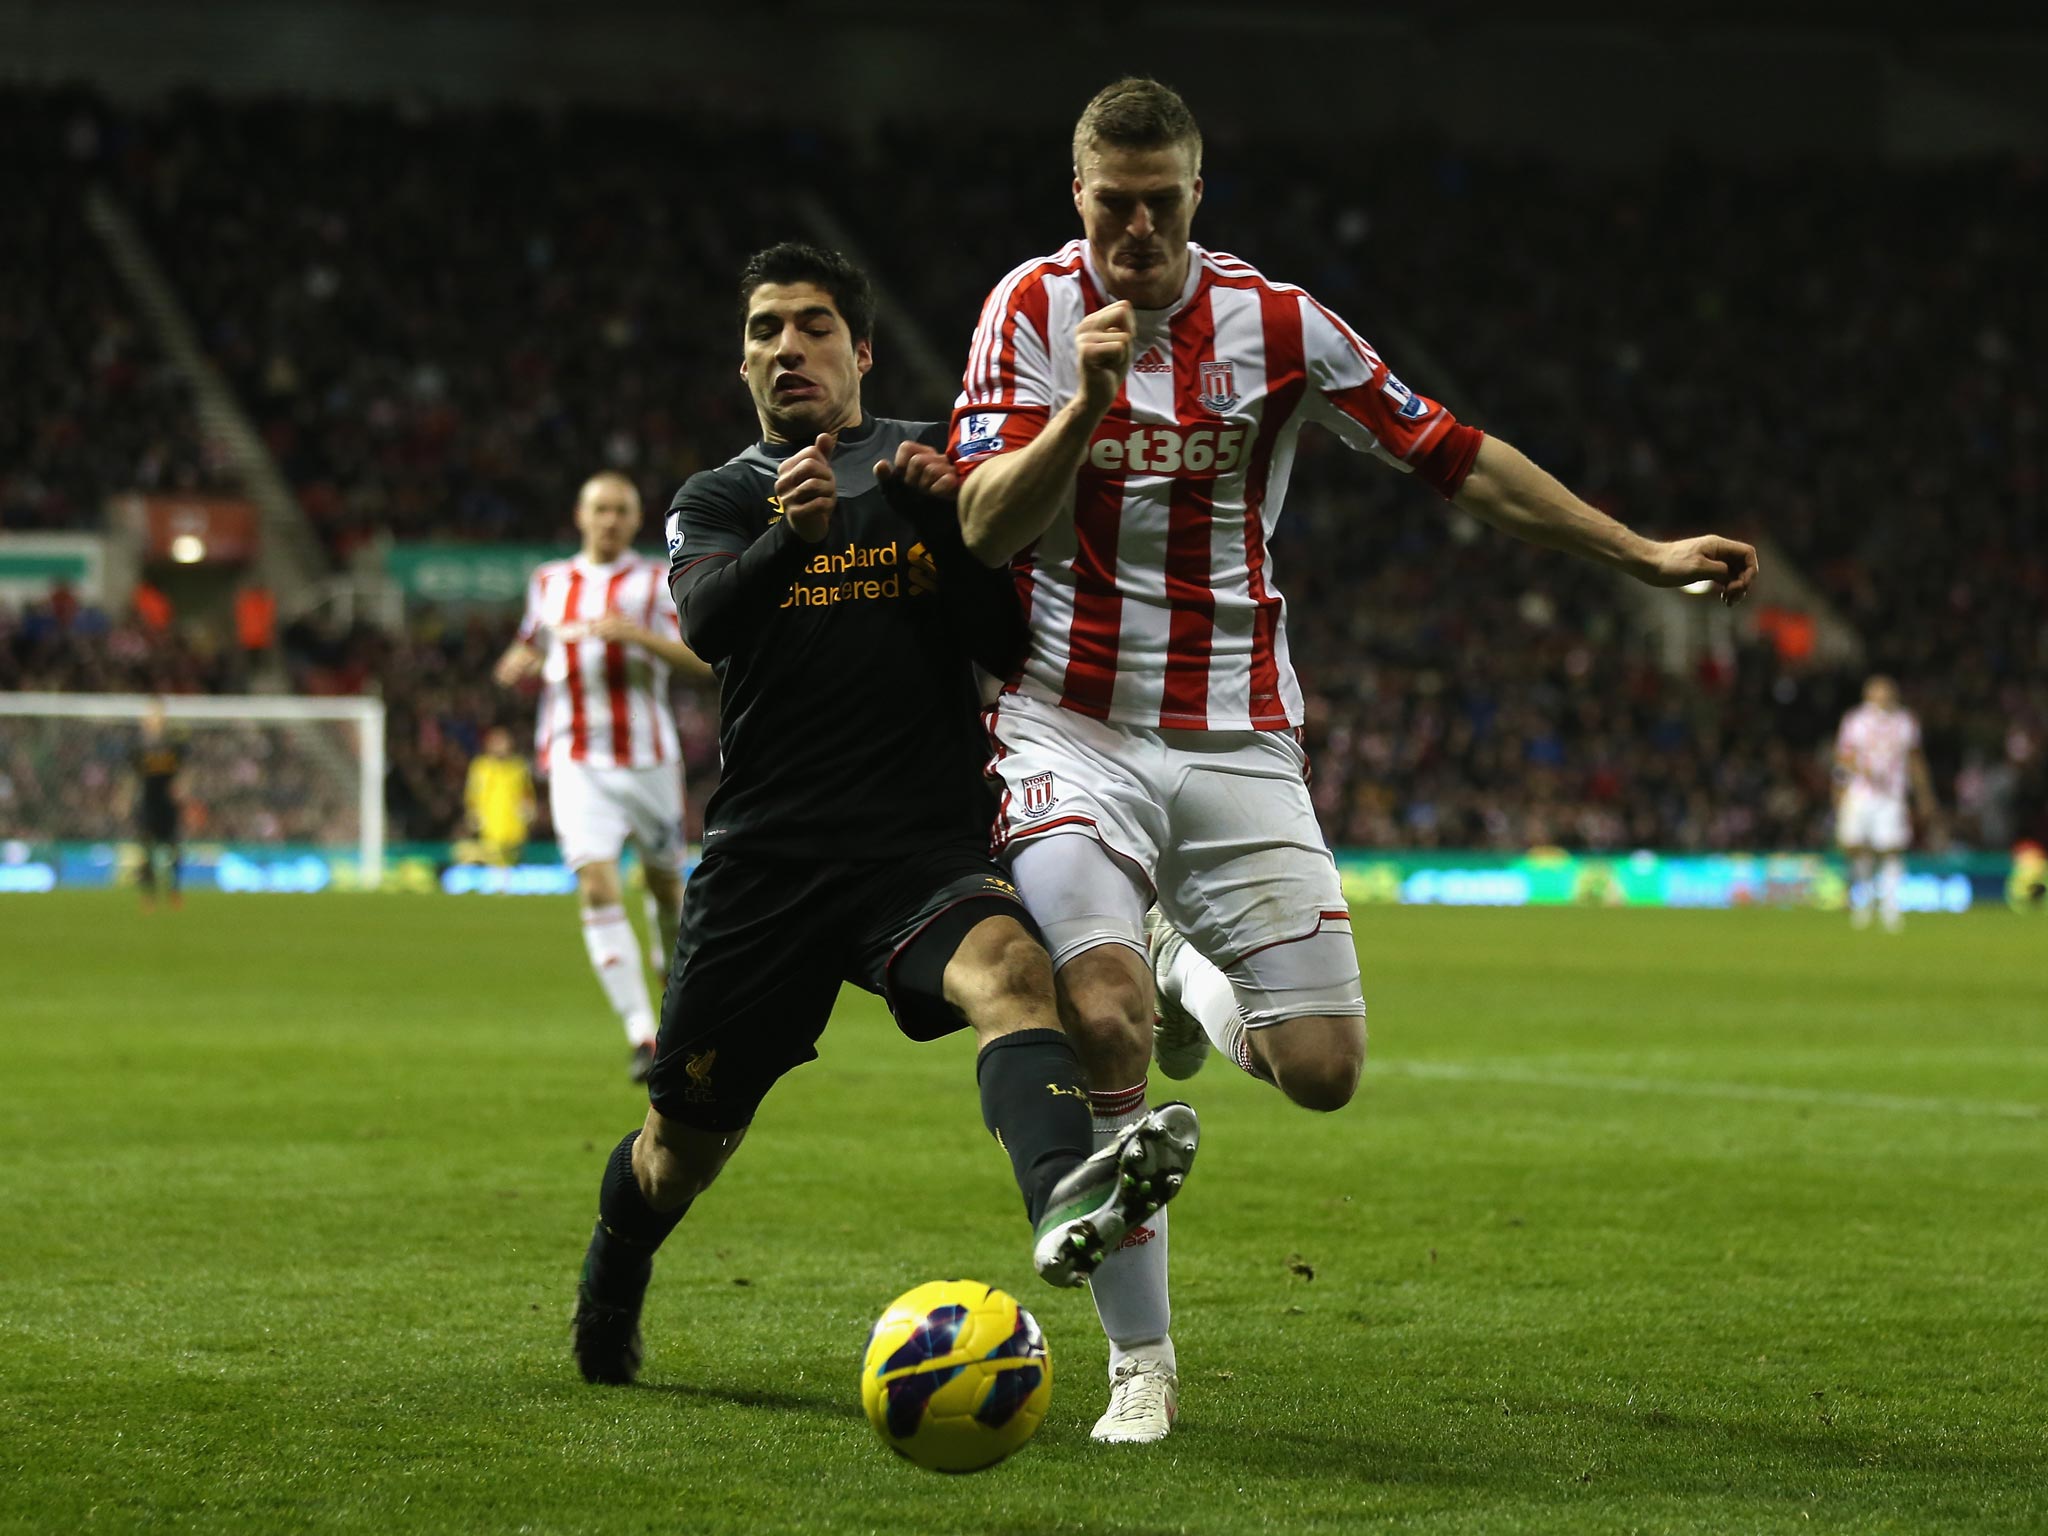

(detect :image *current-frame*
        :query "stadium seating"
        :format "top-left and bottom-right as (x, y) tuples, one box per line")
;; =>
(5, 90), (2040, 852)
(0, 90), (233, 532)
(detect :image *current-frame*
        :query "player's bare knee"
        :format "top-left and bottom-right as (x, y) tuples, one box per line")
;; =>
(577, 860), (623, 910)
(642, 863), (682, 910)
(1054, 949), (1152, 1084)
(1262, 1016), (1366, 1113)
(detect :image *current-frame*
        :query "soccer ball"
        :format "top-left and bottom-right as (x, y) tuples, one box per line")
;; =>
(859, 1279), (1051, 1473)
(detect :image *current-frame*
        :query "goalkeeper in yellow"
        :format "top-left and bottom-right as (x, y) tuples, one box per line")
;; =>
(464, 726), (538, 865)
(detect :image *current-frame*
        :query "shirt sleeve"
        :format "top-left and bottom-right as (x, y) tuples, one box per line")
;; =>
(665, 476), (813, 664)
(515, 568), (547, 645)
(948, 267), (1058, 477)
(650, 559), (682, 636)
(1297, 296), (1484, 498)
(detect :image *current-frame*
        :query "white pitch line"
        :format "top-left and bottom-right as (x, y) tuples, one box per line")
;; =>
(1379, 1060), (2046, 1120)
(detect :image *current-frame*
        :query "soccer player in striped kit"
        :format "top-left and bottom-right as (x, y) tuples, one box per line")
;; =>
(1834, 675), (1938, 931)
(494, 472), (713, 1080)
(951, 78), (1761, 1441)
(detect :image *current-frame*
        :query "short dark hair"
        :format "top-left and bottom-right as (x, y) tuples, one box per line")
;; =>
(1073, 78), (1202, 174)
(737, 241), (875, 342)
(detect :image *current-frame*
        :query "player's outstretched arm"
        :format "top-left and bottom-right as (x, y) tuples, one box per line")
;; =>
(957, 301), (1134, 568)
(1453, 436), (1760, 606)
(586, 613), (713, 681)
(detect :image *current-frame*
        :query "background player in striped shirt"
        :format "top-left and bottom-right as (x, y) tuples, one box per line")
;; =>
(494, 472), (711, 1080)
(950, 78), (1761, 1442)
(1834, 675), (1938, 931)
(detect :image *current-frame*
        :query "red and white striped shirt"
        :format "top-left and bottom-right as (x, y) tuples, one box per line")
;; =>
(951, 239), (1483, 732)
(517, 554), (683, 771)
(1836, 703), (1921, 801)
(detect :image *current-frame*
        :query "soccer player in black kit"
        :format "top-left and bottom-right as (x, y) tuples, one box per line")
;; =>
(134, 701), (183, 908)
(570, 243), (1200, 1386)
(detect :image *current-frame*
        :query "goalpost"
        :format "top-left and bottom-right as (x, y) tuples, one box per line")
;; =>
(0, 692), (387, 887)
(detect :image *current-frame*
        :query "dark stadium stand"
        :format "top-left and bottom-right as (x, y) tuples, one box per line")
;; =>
(0, 91), (235, 531)
(4, 89), (2040, 853)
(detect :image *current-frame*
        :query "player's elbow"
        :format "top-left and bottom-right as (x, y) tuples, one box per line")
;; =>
(677, 610), (730, 665)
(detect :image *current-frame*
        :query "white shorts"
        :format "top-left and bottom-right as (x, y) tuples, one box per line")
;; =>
(1836, 788), (1909, 853)
(986, 689), (1360, 1026)
(547, 757), (686, 872)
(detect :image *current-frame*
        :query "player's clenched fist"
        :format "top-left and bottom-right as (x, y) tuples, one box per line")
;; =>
(1074, 300), (1135, 418)
(874, 439), (959, 500)
(776, 433), (837, 542)
(1645, 533), (1762, 606)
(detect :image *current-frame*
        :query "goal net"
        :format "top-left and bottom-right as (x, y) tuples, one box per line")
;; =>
(0, 693), (386, 888)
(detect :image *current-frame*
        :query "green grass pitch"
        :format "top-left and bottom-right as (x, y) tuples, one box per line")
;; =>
(2, 893), (2043, 1534)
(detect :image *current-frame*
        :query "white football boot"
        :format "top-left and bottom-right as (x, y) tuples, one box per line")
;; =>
(1032, 1103), (1200, 1288)
(1091, 1351), (1180, 1444)
(1145, 909), (1209, 1081)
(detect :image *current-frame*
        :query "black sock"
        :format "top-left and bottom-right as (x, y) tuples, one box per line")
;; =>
(976, 1028), (1094, 1226)
(581, 1131), (690, 1307)
(138, 847), (156, 896)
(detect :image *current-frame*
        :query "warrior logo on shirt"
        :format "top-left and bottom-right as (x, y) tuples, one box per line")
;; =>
(1197, 360), (1239, 414)
(1021, 772), (1058, 818)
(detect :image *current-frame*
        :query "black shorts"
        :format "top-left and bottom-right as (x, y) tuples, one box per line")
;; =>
(140, 804), (178, 843)
(647, 844), (1038, 1131)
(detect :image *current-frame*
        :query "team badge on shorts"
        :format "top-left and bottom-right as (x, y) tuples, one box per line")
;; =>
(1198, 361), (1240, 415)
(1020, 772), (1058, 818)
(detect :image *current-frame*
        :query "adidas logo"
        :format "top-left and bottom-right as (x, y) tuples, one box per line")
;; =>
(1118, 1224), (1157, 1251)
(1133, 349), (1170, 374)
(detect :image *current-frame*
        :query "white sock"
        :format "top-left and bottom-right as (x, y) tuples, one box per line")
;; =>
(1085, 1083), (1175, 1380)
(642, 889), (679, 977)
(1851, 852), (1877, 915)
(1878, 854), (1904, 925)
(582, 904), (656, 1045)
(1164, 938), (1262, 1080)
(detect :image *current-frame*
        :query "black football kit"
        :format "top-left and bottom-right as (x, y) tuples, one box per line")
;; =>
(134, 738), (183, 897)
(648, 414), (1034, 1131)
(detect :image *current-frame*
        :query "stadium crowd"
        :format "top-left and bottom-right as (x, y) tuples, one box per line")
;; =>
(4, 89), (2041, 855)
(0, 92), (235, 533)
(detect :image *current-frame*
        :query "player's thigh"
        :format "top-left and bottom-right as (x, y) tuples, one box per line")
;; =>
(549, 761), (631, 872)
(620, 764), (688, 878)
(1005, 832), (1155, 1072)
(846, 847), (1051, 1043)
(987, 692), (1168, 884)
(1006, 828), (1152, 973)
(649, 852), (844, 1134)
(1870, 799), (1910, 853)
(1155, 730), (1363, 1028)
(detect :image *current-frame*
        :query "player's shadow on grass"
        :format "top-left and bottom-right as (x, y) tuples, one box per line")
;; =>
(642, 1378), (855, 1419)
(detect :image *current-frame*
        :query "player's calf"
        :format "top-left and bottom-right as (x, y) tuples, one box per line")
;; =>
(573, 1111), (745, 1384)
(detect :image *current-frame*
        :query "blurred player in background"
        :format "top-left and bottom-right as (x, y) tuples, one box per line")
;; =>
(461, 725), (537, 865)
(494, 472), (712, 1081)
(1834, 675), (1938, 932)
(950, 77), (1761, 1441)
(131, 700), (183, 909)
